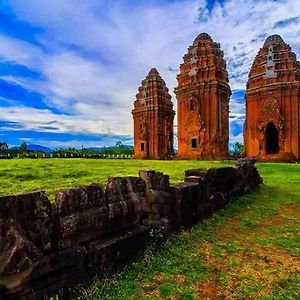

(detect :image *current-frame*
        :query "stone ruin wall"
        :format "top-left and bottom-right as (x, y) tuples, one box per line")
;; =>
(0, 158), (262, 299)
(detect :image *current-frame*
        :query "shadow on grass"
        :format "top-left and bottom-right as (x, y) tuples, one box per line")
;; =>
(61, 171), (91, 179)
(14, 174), (39, 181)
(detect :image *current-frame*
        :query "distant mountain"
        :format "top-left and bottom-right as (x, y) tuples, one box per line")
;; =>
(27, 144), (52, 153)
(8, 144), (133, 153)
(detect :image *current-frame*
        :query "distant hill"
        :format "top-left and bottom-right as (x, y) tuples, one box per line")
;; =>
(27, 144), (52, 153)
(8, 144), (133, 153)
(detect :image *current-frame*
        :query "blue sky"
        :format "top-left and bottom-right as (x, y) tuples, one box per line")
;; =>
(0, 0), (299, 148)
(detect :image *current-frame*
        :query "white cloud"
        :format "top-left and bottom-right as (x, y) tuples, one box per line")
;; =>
(230, 132), (244, 144)
(0, 0), (300, 145)
(0, 105), (129, 135)
(0, 34), (44, 67)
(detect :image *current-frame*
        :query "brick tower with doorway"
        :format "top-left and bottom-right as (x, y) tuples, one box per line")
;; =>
(175, 33), (231, 160)
(132, 68), (175, 159)
(244, 34), (300, 161)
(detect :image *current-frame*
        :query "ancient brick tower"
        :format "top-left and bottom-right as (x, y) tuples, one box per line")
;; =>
(132, 68), (175, 159)
(244, 34), (300, 161)
(175, 33), (231, 160)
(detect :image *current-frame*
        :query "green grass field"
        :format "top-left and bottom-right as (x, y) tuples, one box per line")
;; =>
(0, 159), (299, 299)
(0, 158), (232, 199)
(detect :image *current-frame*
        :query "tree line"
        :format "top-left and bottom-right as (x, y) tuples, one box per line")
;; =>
(0, 141), (134, 158)
(0, 141), (244, 159)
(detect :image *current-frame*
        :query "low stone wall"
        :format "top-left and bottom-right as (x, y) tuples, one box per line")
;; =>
(0, 158), (262, 299)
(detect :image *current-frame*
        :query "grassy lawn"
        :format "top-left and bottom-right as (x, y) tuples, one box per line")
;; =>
(0, 158), (232, 199)
(0, 159), (299, 299)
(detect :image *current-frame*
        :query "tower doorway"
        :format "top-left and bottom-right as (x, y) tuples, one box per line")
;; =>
(265, 122), (279, 154)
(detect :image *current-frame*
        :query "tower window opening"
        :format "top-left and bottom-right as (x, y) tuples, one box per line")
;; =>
(190, 101), (194, 111)
(191, 138), (198, 149)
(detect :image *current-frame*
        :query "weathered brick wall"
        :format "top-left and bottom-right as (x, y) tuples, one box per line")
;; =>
(0, 158), (262, 299)
(0, 191), (52, 276)
(53, 184), (108, 249)
(105, 177), (145, 232)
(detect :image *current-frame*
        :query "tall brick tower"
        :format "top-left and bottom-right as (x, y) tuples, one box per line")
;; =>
(244, 34), (300, 161)
(175, 33), (231, 160)
(132, 68), (175, 159)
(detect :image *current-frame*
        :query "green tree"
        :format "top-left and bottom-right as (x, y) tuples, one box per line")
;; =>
(115, 141), (123, 148)
(19, 142), (28, 153)
(229, 142), (244, 158)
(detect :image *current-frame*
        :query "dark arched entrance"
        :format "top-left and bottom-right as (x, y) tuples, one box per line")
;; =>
(266, 122), (279, 154)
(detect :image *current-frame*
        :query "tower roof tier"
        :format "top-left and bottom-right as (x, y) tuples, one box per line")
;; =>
(133, 68), (173, 110)
(176, 32), (230, 88)
(247, 35), (300, 90)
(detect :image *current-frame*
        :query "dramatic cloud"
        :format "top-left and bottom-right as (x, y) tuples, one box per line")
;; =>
(0, 0), (299, 147)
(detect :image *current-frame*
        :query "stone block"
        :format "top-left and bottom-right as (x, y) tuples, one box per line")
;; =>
(207, 167), (236, 180)
(0, 191), (53, 254)
(105, 177), (145, 203)
(0, 229), (42, 276)
(28, 246), (88, 299)
(185, 169), (208, 178)
(146, 213), (161, 221)
(211, 192), (228, 211)
(200, 200), (214, 219)
(105, 177), (145, 231)
(230, 167), (247, 198)
(172, 182), (201, 228)
(236, 157), (257, 168)
(88, 226), (149, 275)
(108, 200), (139, 231)
(208, 168), (239, 197)
(185, 175), (211, 202)
(149, 217), (175, 242)
(236, 158), (263, 190)
(139, 170), (175, 221)
(185, 175), (206, 184)
(55, 184), (104, 216)
(139, 170), (170, 191)
(152, 203), (171, 215)
(54, 184), (108, 249)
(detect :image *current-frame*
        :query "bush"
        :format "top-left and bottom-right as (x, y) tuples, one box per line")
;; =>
(229, 142), (244, 158)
